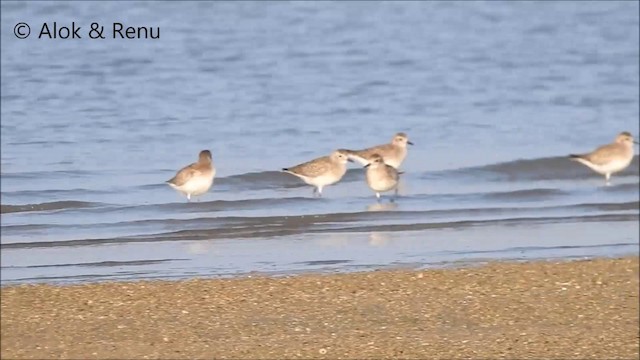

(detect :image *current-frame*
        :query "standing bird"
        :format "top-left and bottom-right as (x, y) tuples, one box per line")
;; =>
(341, 132), (413, 169)
(569, 131), (638, 185)
(282, 150), (351, 197)
(166, 150), (216, 201)
(364, 153), (401, 201)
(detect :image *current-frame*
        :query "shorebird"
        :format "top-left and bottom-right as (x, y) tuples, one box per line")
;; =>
(166, 150), (216, 201)
(282, 150), (351, 197)
(341, 132), (413, 169)
(569, 131), (638, 184)
(364, 153), (401, 201)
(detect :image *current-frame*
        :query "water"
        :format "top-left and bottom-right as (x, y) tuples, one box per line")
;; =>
(1, 1), (638, 285)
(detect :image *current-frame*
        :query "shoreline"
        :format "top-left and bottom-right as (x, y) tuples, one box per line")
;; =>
(2, 256), (638, 359)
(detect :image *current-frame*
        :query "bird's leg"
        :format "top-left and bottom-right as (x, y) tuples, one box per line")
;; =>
(187, 194), (191, 202)
(312, 187), (318, 197)
(318, 186), (323, 198)
(391, 187), (399, 203)
(376, 192), (381, 203)
(605, 173), (611, 186)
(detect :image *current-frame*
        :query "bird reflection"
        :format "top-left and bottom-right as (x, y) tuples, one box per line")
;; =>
(185, 240), (215, 255)
(315, 233), (350, 247)
(366, 202), (399, 212)
(368, 231), (392, 247)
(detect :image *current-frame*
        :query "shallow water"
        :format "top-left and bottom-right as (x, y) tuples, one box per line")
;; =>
(1, 1), (639, 285)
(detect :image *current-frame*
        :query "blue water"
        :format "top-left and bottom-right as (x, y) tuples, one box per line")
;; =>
(1, 1), (638, 285)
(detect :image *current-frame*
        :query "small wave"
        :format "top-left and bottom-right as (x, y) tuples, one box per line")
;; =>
(137, 183), (167, 190)
(483, 188), (567, 201)
(94, 196), (320, 215)
(1, 188), (113, 199)
(450, 155), (639, 181)
(206, 168), (365, 191)
(156, 196), (317, 212)
(575, 201), (639, 212)
(295, 259), (352, 266)
(1, 197), (321, 219)
(3, 211), (636, 250)
(6, 140), (76, 146)
(2, 258), (184, 269)
(1, 200), (100, 214)
(217, 170), (297, 189)
(1, 170), (96, 180)
(444, 242), (638, 256)
(604, 182), (640, 193)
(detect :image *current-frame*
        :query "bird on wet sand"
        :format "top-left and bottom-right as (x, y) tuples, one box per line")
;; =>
(166, 150), (216, 201)
(341, 132), (413, 169)
(569, 131), (638, 185)
(282, 150), (351, 197)
(364, 153), (401, 202)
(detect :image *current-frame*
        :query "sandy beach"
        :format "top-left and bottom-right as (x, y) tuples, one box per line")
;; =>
(1, 257), (638, 359)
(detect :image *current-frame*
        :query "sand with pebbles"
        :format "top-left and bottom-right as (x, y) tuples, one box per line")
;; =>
(2, 257), (638, 359)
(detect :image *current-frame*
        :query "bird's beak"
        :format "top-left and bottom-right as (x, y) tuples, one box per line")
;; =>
(364, 163), (371, 168)
(407, 141), (414, 145)
(347, 158), (354, 163)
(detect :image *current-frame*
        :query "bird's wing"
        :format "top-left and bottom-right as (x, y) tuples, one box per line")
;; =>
(385, 164), (399, 181)
(286, 156), (331, 178)
(167, 163), (202, 186)
(355, 144), (393, 159)
(582, 144), (625, 166)
(344, 144), (393, 165)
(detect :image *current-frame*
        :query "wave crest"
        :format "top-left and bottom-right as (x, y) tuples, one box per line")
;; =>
(1, 201), (99, 214)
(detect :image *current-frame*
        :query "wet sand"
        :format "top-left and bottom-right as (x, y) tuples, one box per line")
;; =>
(1, 257), (638, 359)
